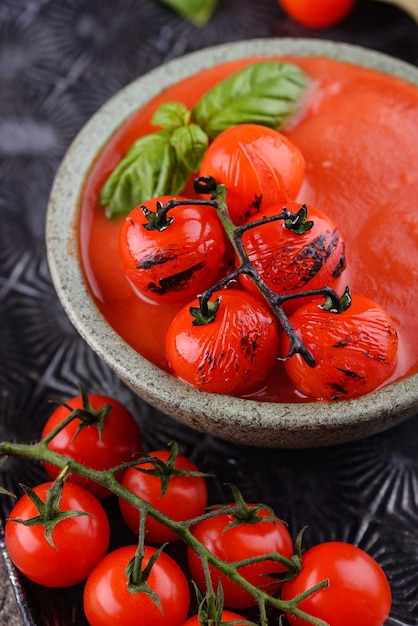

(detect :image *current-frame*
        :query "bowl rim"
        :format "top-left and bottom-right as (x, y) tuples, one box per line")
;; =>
(46, 37), (418, 447)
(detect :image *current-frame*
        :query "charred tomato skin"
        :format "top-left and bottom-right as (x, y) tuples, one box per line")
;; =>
(119, 195), (226, 303)
(239, 202), (346, 312)
(165, 289), (280, 395)
(282, 294), (398, 400)
(198, 124), (305, 225)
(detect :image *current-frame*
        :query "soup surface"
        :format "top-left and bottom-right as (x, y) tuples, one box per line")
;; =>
(79, 56), (418, 403)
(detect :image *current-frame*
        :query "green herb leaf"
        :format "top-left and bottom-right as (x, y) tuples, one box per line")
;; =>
(100, 60), (309, 218)
(151, 102), (191, 131)
(100, 130), (190, 218)
(159, 0), (218, 26)
(192, 61), (309, 139)
(170, 123), (209, 171)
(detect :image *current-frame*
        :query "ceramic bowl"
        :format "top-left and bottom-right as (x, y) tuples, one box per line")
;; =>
(46, 38), (418, 448)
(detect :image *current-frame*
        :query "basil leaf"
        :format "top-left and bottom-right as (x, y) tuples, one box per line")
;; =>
(192, 61), (309, 139)
(170, 124), (209, 172)
(159, 0), (218, 26)
(100, 130), (189, 218)
(151, 102), (191, 131)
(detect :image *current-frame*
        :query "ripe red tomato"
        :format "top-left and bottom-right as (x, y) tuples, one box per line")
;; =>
(119, 448), (208, 543)
(282, 292), (398, 400)
(5, 481), (110, 587)
(198, 124), (305, 225)
(83, 544), (190, 626)
(119, 195), (226, 303)
(281, 541), (392, 626)
(278, 0), (357, 29)
(238, 202), (346, 311)
(42, 392), (142, 499)
(181, 611), (248, 626)
(165, 289), (280, 394)
(187, 504), (293, 608)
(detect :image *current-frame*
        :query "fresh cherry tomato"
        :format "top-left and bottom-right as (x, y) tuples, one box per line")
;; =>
(165, 289), (280, 395)
(5, 481), (110, 588)
(282, 291), (398, 400)
(238, 202), (346, 312)
(187, 503), (293, 608)
(119, 448), (208, 543)
(119, 195), (226, 303)
(83, 544), (190, 626)
(281, 541), (392, 626)
(278, 0), (357, 29)
(181, 611), (249, 626)
(198, 124), (305, 225)
(42, 391), (142, 499)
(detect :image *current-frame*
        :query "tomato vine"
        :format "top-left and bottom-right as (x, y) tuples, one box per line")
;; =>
(0, 421), (329, 626)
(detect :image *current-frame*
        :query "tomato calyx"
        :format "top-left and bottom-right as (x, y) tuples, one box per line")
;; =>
(141, 196), (220, 232)
(193, 584), (256, 626)
(321, 285), (352, 314)
(132, 442), (211, 496)
(283, 204), (314, 235)
(8, 467), (92, 549)
(215, 484), (280, 530)
(191, 296), (221, 325)
(44, 384), (112, 444)
(125, 542), (167, 609)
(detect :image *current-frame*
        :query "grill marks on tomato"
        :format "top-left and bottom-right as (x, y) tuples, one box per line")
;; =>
(136, 250), (177, 269)
(147, 261), (206, 295)
(275, 229), (344, 290)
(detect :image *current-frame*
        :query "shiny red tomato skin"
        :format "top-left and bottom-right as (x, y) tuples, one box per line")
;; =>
(199, 124), (305, 225)
(187, 504), (293, 608)
(165, 289), (280, 395)
(278, 0), (356, 29)
(42, 394), (142, 499)
(181, 610), (248, 625)
(119, 195), (226, 303)
(119, 449), (208, 543)
(5, 481), (110, 588)
(281, 541), (392, 626)
(282, 294), (398, 400)
(239, 202), (346, 311)
(83, 544), (190, 626)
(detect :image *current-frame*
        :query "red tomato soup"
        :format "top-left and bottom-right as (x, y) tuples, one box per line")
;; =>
(79, 56), (418, 403)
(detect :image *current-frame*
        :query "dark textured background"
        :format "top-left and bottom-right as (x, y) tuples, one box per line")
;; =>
(0, 0), (417, 624)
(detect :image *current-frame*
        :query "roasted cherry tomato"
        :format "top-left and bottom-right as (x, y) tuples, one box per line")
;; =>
(278, 0), (357, 29)
(282, 291), (398, 400)
(119, 448), (208, 543)
(238, 202), (346, 311)
(281, 541), (392, 626)
(42, 391), (142, 499)
(119, 195), (226, 303)
(198, 124), (305, 225)
(5, 481), (110, 588)
(187, 503), (293, 608)
(165, 289), (280, 395)
(83, 544), (190, 626)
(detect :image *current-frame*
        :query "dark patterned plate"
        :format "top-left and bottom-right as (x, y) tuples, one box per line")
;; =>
(1, 1), (418, 624)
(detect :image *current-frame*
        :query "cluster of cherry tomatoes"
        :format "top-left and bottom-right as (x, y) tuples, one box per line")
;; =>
(4, 389), (392, 626)
(119, 122), (399, 401)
